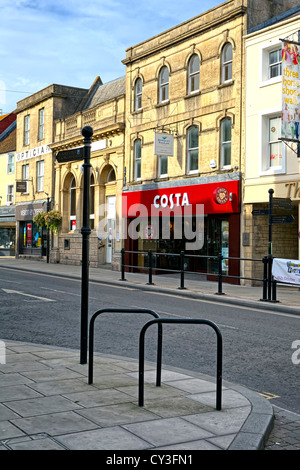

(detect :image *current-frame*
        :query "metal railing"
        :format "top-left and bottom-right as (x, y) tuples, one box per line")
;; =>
(120, 249), (277, 301)
(88, 308), (162, 385)
(138, 317), (223, 410)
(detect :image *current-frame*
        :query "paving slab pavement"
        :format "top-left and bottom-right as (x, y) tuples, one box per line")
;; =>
(0, 341), (273, 451)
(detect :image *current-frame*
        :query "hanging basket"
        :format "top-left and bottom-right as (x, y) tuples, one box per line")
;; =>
(44, 210), (62, 234)
(33, 211), (47, 229)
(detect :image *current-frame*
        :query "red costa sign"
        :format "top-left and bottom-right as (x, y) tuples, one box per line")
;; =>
(123, 180), (239, 217)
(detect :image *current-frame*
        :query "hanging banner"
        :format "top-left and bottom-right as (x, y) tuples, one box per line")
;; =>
(281, 40), (300, 141)
(272, 258), (300, 285)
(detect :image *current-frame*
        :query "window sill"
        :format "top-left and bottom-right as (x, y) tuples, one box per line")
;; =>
(155, 100), (170, 108)
(184, 91), (201, 100)
(259, 168), (286, 176)
(259, 76), (282, 88)
(132, 109), (143, 115)
(218, 80), (234, 89)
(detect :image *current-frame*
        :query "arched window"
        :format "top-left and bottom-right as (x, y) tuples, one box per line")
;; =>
(107, 167), (116, 183)
(159, 66), (169, 103)
(187, 126), (199, 173)
(188, 54), (200, 94)
(221, 43), (233, 83)
(89, 174), (95, 229)
(70, 176), (76, 231)
(134, 138), (141, 180)
(134, 77), (142, 111)
(220, 117), (232, 168)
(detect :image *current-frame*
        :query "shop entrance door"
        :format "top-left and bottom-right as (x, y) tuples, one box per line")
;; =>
(207, 217), (229, 275)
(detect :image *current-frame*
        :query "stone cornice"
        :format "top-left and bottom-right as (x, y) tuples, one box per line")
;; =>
(122, 5), (246, 65)
(49, 122), (125, 153)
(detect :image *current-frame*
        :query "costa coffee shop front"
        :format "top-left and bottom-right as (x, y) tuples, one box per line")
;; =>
(122, 175), (241, 283)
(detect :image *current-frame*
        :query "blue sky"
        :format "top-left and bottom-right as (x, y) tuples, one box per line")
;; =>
(0, 0), (221, 114)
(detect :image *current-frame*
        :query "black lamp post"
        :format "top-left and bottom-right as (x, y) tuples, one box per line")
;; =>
(80, 126), (93, 364)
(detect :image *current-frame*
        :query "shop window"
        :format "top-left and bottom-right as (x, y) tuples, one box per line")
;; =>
(134, 77), (142, 111)
(38, 108), (45, 140)
(7, 153), (14, 174)
(188, 54), (200, 94)
(70, 176), (76, 230)
(24, 115), (30, 146)
(187, 125), (199, 173)
(159, 66), (169, 103)
(158, 155), (168, 178)
(36, 160), (44, 192)
(220, 118), (231, 168)
(221, 43), (232, 83)
(22, 164), (29, 193)
(134, 138), (141, 180)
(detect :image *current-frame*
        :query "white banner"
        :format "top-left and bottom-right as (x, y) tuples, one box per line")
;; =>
(272, 258), (300, 285)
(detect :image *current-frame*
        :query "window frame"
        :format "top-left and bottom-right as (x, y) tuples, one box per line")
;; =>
(134, 77), (143, 111)
(38, 108), (45, 140)
(6, 184), (14, 205)
(36, 160), (44, 192)
(7, 153), (14, 174)
(188, 54), (200, 94)
(89, 173), (95, 229)
(70, 176), (76, 231)
(259, 41), (283, 87)
(22, 163), (29, 193)
(159, 66), (169, 103)
(187, 125), (199, 174)
(221, 43), (233, 84)
(220, 118), (232, 169)
(24, 115), (30, 146)
(134, 138), (141, 180)
(259, 109), (286, 175)
(158, 155), (168, 178)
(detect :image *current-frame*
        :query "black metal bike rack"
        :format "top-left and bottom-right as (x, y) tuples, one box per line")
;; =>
(138, 318), (223, 410)
(88, 308), (163, 385)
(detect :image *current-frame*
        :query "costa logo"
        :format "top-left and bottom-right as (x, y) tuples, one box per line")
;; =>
(153, 192), (190, 209)
(213, 187), (229, 205)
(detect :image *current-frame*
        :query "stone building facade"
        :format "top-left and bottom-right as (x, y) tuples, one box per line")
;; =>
(14, 83), (89, 259)
(121, 0), (299, 282)
(50, 77), (125, 268)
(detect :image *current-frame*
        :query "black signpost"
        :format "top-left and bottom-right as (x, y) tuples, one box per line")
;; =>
(55, 127), (93, 364)
(80, 126), (93, 364)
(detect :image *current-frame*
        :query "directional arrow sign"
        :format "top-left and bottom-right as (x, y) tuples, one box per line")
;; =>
(56, 147), (84, 163)
(271, 215), (294, 224)
(252, 209), (269, 216)
(272, 197), (293, 210)
(2, 289), (55, 302)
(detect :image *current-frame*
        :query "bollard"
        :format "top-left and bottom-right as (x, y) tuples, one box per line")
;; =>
(147, 250), (154, 285)
(120, 248), (126, 281)
(178, 251), (186, 290)
(215, 254), (224, 295)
